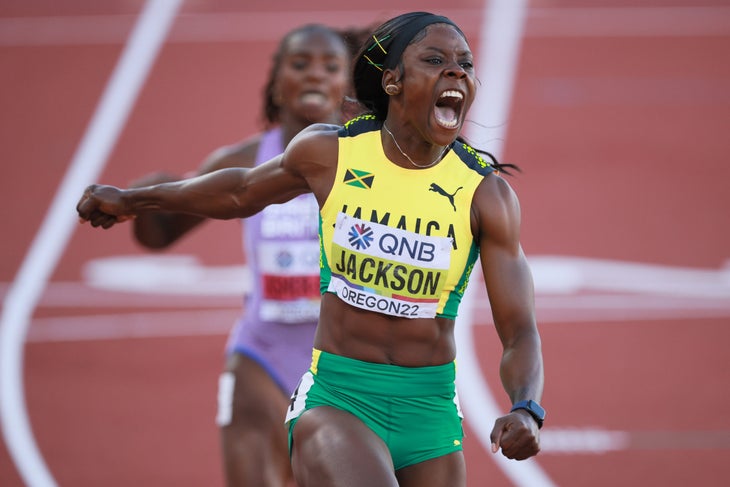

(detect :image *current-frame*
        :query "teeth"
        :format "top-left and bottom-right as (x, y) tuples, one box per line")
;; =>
(440, 90), (463, 100)
(301, 93), (326, 104)
(438, 118), (459, 129)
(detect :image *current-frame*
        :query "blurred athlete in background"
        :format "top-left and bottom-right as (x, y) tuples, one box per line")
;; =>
(129, 24), (362, 486)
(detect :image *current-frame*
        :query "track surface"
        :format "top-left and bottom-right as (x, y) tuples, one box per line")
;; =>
(1, 1), (729, 486)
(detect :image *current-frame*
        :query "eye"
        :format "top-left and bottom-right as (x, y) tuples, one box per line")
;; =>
(459, 61), (474, 70)
(426, 57), (443, 65)
(326, 61), (343, 73)
(290, 57), (309, 70)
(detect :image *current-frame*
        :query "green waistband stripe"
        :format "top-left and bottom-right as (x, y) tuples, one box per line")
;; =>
(310, 349), (456, 397)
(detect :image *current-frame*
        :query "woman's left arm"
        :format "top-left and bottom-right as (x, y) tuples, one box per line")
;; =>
(473, 174), (544, 460)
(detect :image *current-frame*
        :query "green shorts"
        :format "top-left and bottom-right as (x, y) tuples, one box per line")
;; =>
(285, 349), (464, 470)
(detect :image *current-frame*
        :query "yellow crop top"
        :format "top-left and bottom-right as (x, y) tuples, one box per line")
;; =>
(319, 115), (496, 319)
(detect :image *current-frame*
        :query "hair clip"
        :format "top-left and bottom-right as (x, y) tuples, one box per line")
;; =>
(363, 54), (383, 71)
(368, 34), (390, 54)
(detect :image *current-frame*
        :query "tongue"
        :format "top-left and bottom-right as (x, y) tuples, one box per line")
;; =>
(435, 105), (458, 126)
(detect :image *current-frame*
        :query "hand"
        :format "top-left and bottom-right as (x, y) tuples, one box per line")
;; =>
(76, 184), (134, 229)
(490, 410), (541, 460)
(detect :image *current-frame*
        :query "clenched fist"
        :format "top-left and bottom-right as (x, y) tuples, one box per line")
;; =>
(76, 184), (135, 229)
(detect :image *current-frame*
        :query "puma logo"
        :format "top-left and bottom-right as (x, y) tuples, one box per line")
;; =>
(429, 183), (462, 211)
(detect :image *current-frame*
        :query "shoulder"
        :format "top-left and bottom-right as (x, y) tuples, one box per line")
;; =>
(285, 123), (342, 160)
(338, 114), (382, 138)
(274, 123), (342, 199)
(473, 174), (522, 244)
(476, 174), (520, 219)
(200, 133), (263, 173)
(275, 123), (341, 182)
(451, 141), (497, 177)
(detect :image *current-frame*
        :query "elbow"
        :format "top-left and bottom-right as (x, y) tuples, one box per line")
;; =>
(133, 227), (174, 250)
(497, 318), (543, 363)
(131, 216), (179, 249)
(227, 192), (262, 220)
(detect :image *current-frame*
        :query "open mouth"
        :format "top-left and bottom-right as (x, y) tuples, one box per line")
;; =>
(434, 90), (464, 129)
(300, 91), (328, 106)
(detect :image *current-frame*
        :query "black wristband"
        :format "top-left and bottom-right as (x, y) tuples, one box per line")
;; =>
(510, 400), (545, 429)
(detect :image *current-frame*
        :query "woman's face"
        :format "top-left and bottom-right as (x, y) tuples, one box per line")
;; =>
(273, 30), (350, 125)
(397, 24), (476, 144)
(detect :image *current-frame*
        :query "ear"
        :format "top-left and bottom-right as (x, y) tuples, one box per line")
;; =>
(381, 69), (401, 95)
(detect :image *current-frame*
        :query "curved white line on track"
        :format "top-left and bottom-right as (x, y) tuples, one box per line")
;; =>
(457, 1), (555, 485)
(456, 275), (557, 486)
(0, 1), (182, 485)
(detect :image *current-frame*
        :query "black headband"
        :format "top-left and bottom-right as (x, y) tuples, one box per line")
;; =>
(383, 13), (460, 70)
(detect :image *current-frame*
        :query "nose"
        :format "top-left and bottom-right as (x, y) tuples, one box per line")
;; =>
(305, 61), (329, 80)
(444, 61), (467, 79)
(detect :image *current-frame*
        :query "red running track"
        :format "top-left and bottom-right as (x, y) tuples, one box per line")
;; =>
(1, 1), (729, 486)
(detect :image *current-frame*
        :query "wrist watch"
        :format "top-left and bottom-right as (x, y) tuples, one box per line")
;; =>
(510, 400), (545, 429)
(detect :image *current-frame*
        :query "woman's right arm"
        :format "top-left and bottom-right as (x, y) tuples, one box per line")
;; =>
(129, 172), (205, 249)
(77, 155), (306, 229)
(131, 142), (258, 249)
(77, 124), (337, 230)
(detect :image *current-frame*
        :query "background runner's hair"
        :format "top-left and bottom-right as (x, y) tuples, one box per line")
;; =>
(261, 24), (349, 127)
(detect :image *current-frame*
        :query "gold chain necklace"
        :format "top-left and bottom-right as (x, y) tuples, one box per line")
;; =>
(382, 123), (448, 169)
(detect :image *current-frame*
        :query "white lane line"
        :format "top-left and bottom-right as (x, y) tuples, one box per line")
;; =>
(3, 255), (728, 320)
(456, 277), (557, 486)
(540, 429), (629, 454)
(20, 291), (729, 343)
(541, 428), (730, 453)
(27, 310), (237, 343)
(456, 1), (555, 485)
(0, 1), (182, 486)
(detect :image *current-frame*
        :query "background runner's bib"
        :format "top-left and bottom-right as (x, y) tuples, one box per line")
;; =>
(243, 128), (321, 323)
(319, 116), (495, 319)
(254, 202), (321, 322)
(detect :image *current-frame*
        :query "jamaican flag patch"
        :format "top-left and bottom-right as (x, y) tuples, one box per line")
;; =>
(343, 168), (374, 189)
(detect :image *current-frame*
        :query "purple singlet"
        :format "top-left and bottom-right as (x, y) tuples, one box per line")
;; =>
(225, 128), (320, 394)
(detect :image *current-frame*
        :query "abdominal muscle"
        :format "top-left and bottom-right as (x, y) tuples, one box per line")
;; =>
(313, 293), (457, 367)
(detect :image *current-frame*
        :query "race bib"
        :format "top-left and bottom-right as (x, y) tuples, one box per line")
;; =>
(257, 240), (320, 323)
(328, 213), (452, 318)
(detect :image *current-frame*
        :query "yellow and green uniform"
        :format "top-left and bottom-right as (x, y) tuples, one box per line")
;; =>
(286, 349), (464, 470)
(319, 115), (496, 319)
(286, 117), (498, 469)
